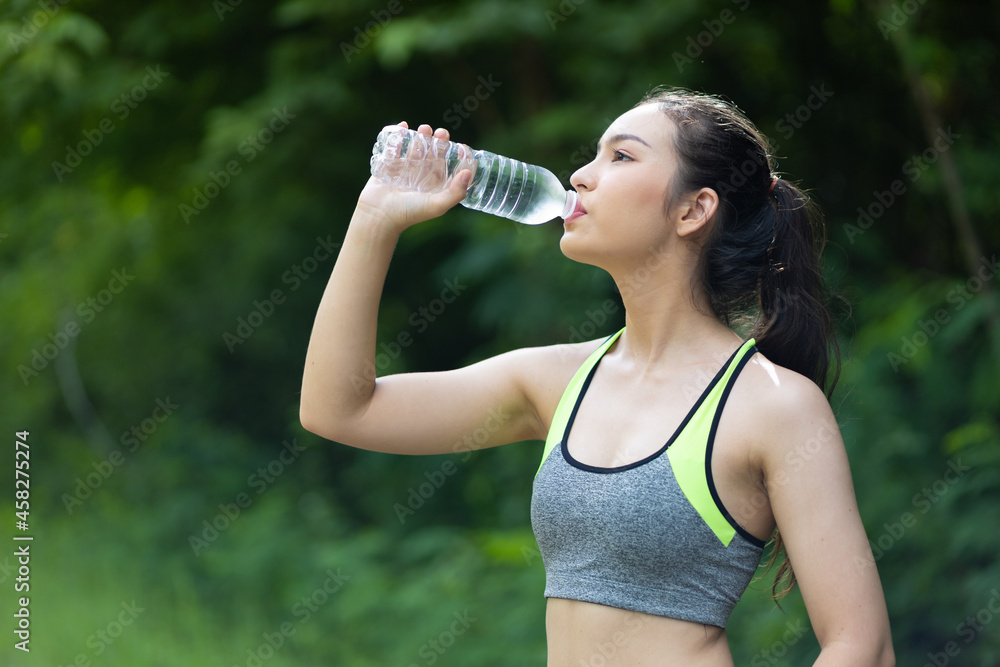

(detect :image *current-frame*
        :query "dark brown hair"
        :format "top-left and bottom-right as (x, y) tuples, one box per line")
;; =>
(638, 86), (842, 599)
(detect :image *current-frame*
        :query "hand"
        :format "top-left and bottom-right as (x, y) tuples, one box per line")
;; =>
(356, 122), (473, 233)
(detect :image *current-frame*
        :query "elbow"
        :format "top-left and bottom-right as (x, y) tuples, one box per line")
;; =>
(819, 632), (894, 667)
(299, 368), (326, 423)
(858, 634), (896, 667)
(298, 397), (339, 442)
(868, 622), (895, 667)
(299, 373), (372, 443)
(298, 376), (341, 440)
(298, 402), (321, 437)
(299, 397), (360, 446)
(876, 639), (895, 667)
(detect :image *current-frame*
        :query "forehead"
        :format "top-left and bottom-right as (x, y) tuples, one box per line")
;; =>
(599, 103), (674, 150)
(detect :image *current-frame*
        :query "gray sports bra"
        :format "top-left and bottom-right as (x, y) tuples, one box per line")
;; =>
(530, 328), (766, 628)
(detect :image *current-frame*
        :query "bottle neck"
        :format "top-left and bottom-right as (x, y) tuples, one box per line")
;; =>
(560, 190), (579, 220)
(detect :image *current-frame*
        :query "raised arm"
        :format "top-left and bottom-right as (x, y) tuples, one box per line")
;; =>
(299, 124), (562, 455)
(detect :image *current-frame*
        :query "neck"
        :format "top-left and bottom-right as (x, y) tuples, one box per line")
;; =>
(606, 250), (739, 369)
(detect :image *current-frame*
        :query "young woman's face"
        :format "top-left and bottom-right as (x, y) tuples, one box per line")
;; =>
(561, 103), (684, 270)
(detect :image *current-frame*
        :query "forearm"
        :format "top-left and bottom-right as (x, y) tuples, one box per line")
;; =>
(300, 208), (399, 432)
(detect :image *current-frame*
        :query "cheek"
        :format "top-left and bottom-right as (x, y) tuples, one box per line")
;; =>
(633, 181), (671, 220)
(613, 191), (670, 241)
(604, 171), (668, 220)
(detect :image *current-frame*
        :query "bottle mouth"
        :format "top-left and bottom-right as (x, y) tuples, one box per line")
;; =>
(560, 190), (579, 220)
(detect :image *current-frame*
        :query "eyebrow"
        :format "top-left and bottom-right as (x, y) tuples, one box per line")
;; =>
(598, 133), (652, 152)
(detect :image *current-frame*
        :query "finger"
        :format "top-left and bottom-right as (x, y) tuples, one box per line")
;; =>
(398, 121), (409, 128)
(433, 127), (450, 141)
(417, 124), (433, 135)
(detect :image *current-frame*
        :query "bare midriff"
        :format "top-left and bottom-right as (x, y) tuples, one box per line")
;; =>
(545, 598), (734, 667)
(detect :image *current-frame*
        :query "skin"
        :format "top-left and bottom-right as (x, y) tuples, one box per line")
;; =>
(300, 108), (895, 666)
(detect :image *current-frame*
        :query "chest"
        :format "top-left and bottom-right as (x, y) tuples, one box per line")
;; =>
(565, 364), (750, 477)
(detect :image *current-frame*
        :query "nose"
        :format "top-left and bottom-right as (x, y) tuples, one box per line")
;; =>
(570, 161), (595, 192)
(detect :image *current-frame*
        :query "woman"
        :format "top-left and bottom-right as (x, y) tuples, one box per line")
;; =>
(299, 87), (894, 666)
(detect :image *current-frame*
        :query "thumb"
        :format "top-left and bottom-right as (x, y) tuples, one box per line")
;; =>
(416, 168), (472, 221)
(435, 168), (472, 208)
(452, 169), (473, 197)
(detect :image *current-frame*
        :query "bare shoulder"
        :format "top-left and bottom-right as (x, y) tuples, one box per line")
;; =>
(502, 336), (609, 440)
(727, 349), (843, 468)
(738, 351), (833, 419)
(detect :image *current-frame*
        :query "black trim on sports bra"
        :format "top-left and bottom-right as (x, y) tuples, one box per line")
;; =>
(560, 341), (746, 475)
(705, 350), (768, 548)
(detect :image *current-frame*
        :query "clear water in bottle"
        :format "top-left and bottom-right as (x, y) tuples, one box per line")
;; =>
(370, 125), (577, 225)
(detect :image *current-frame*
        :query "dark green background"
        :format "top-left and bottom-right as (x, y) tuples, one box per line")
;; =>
(1, 0), (998, 664)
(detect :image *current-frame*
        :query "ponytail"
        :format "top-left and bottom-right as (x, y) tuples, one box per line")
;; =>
(637, 86), (844, 601)
(754, 179), (840, 396)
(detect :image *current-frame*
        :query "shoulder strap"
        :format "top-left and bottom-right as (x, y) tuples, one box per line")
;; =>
(535, 327), (625, 476)
(666, 338), (759, 547)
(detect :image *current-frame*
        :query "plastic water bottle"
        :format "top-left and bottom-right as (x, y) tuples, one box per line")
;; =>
(369, 125), (579, 225)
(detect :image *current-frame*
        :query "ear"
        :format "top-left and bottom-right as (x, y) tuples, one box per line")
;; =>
(676, 187), (719, 237)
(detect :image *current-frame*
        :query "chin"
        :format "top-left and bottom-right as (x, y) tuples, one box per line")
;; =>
(558, 230), (584, 261)
(559, 231), (609, 268)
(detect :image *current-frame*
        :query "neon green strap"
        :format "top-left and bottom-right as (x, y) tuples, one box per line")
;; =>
(536, 328), (625, 476)
(667, 337), (756, 546)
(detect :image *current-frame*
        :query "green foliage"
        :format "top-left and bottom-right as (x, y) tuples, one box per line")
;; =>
(1, 0), (997, 664)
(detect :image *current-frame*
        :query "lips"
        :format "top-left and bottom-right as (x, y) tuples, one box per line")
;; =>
(564, 198), (587, 224)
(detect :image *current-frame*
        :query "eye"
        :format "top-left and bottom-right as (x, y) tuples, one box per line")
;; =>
(611, 149), (632, 163)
